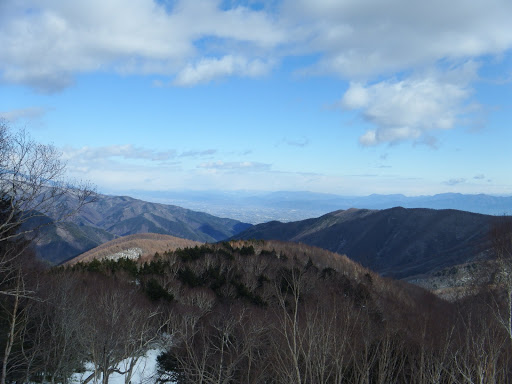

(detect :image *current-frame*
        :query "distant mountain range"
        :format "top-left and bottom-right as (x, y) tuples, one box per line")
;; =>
(122, 190), (512, 223)
(33, 194), (251, 264)
(31, 191), (510, 278)
(233, 207), (499, 280)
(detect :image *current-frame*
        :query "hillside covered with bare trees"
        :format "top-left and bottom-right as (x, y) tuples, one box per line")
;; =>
(1, 238), (511, 383)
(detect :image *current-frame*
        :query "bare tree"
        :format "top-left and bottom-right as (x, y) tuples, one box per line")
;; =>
(300, 295), (354, 384)
(0, 121), (95, 384)
(408, 318), (456, 384)
(349, 316), (378, 384)
(271, 267), (309, 384)
(0, 120), (95, 244)
(488, 216), (512, 343)
(0, 121), (95, 290)
(0, 224), (41, 384)
(267, 263), (339, 384)
(20, 273), (90, 384)
(0, 121), (95, 296)
(79, 276), (160, 384)
(0, 269), (27, 383)
(374, 329), (406, 384)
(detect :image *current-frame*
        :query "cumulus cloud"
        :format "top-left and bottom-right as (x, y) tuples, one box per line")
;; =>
(284, 0), (512, 78)
(2, 0), (512, 148)
(2, 0), (512, 97)
(341, 64), (477, 146)
(0, 0), (285, 91)
(284, 0), (511, 145)
(474, 174), (486, 180)
(3, 0), (511, 92)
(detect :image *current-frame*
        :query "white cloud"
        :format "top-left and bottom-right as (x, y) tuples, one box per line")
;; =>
(341, 64), (477, 146)
(0, 0), (285, 91)
(62, 145), (177, 163)
(284, 0), (512, 78)
(62, 145), (277, 190)
(278, 137), (310, 147)
(445, 178), (466, 186)
(173, 55), (272, 86)
(2, 0), (512, 149)
(2, 0), (512, 93)
(284, 0), (512, 145)
(180, 149), (217, 157)
(341, 83), (369, 109)
(198, 161), (271, 171)
(0, 107), (47, 122)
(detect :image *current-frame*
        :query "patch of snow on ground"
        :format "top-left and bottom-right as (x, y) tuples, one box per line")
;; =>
(105, 247), (143, 261)
(71, 349), (163, 384)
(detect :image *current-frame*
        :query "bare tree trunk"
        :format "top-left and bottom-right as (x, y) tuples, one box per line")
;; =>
(1, 270), (23, 384)
(273, 268), (307, 384)
(123, 356), (139, 384)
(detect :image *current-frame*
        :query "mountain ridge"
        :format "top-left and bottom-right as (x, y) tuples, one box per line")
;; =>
(233, 207), (497, 279)
(34, 193), (251, 264)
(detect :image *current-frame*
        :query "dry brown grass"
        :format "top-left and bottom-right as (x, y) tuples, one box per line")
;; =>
(65, 233), (203, 265)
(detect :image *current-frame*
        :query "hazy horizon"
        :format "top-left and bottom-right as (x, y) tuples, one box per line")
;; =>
(104, 188), (512, 199)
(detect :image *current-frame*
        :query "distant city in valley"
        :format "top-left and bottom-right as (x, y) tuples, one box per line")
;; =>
(121, 190), (512, 224)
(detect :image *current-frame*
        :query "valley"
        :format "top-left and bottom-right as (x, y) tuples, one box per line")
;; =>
(124, 190), (512, 223)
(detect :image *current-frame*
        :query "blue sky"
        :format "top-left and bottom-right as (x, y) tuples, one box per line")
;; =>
(1, 0), (511, 196)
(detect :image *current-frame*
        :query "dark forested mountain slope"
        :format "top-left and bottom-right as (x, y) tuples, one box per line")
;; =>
(233, 207), (497, 279)
(34, 221), (115, 265)
(64, 194), (251, 242)
(33, 194), (251, 264)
